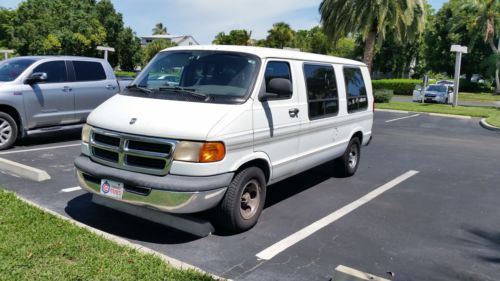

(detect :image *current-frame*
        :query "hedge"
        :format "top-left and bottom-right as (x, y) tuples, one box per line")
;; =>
(374, 89), (393, 103)
(459, 79), (493, 93)
(372, 79), (421, 95)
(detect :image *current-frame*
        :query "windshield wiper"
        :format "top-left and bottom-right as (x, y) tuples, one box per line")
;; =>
(158, 86), (208, 100)
(126, 84), (153, 94)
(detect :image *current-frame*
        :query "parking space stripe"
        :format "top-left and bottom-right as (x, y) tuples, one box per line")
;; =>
(256, 170), (420, 261)
(385, 114), (420, 123)
(60, 186), (82, 193)
(0, 143), (80, 155)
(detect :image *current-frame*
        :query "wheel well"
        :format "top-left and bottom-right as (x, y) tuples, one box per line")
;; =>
(0, 105), (22, 134)
(352, 131), (363, 144)
(236, 159), (271, 183)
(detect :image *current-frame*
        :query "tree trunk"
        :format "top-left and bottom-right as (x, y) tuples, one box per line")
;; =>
(488, 37), (499, 94)
(363, 30), (377, 74)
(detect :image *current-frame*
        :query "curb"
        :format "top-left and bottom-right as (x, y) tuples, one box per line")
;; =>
(14, 193), (229, 281)
(375, 109), (409, 114)
(375, 109), (472, 120)
(0, 157), (51, 182)
(480, 118), (500, 132)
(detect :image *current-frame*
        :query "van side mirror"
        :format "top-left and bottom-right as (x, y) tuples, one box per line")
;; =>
(259, 78), (292, 101)
(26, 72), (48, 84)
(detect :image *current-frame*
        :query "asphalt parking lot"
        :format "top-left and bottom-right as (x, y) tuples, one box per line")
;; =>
(1, 111), (499, 281)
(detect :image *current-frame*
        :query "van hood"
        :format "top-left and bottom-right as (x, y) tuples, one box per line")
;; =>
(87, 94), (235, 140)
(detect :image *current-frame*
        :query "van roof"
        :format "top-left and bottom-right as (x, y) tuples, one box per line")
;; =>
(6, 56), (107, 62)
(161, 45), (366, 67)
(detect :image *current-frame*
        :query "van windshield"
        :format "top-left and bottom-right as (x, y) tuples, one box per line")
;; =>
(124, 51), (261, 104)
(0, 58), (38, 82)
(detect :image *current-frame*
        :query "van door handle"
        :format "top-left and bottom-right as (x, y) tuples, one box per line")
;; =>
(105, 84), (116, 90)
(62, 86), (72, 92)
(289, 108), (299, 117)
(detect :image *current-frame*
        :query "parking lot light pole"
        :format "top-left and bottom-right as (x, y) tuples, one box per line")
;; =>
(96, 46), (115, 61)
(0, 50), (14, 60)
(450, 45), (468, 107)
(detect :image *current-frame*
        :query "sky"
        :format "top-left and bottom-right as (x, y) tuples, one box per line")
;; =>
(2, 0), (448, 44)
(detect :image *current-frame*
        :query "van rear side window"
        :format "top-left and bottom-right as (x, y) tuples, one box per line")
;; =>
(344, 67), (367, 112)
(303, 63), (338, 119)
(73, 61), (106, 82)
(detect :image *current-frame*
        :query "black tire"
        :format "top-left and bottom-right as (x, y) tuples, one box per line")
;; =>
(216, 167), (267, 233)
(0, 112), (18, 151)
(445, 98), (449, 104)
(334, 137), (361, 177)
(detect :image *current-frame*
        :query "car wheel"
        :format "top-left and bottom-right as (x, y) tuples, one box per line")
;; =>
(334, 137), (360, 177)
(0, 112), (18, 150)
(216, 167), (267, 233)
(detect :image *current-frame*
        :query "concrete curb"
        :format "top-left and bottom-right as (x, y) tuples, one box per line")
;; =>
(480, 118), (500, 132)
(375, 108), (409, 114)
(333, 265), (390, 281)
(14, 193), (229, 281)
(0, 157), (50, 182)
(376, 109), (472, 120)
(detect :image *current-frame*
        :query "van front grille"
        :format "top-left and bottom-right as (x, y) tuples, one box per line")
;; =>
(89, 128), (177, 176)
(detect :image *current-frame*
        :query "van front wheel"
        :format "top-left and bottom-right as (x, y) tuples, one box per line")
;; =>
(216, 167), (267, 233)
(334, 137), (360, 177)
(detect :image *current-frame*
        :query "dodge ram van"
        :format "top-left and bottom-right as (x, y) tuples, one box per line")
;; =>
(75, 45), (373, 232)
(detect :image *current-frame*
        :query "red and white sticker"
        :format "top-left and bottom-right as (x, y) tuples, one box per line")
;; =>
(100, 179), (124, 199)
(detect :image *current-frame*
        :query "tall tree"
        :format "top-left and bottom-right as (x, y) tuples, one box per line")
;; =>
(0, 7), (15, 49)
(462, 0), (500, 94)
(96, 0), (123, 67)
(143, 39), (175, 64)
(266, 22), (295, 49)
(152, 22), (167, 35)
(319, 0), (426, 72)
(212, 29), (252, 45)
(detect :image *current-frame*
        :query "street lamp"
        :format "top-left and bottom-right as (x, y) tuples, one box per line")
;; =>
(96, 46), (115, 61)
(0, 50), (14, 60)
(450, 45), (468, 107)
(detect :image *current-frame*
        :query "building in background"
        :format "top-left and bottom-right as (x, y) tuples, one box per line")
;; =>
(140, 35), (199, 46)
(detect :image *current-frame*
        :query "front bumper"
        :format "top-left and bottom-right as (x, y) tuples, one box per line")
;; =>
(75, 155), (232, 214)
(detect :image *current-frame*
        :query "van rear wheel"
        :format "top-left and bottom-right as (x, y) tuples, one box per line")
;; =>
(216, 167), (266, 233)
(0, 112), (18, 151)
(334, 137), (360, 177)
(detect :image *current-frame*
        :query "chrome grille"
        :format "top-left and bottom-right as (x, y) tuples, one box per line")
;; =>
(89, 128), (177, 176)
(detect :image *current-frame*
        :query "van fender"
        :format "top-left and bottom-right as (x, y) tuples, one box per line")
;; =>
(230, 151), (273, 180)
(348, 127), (367, 145)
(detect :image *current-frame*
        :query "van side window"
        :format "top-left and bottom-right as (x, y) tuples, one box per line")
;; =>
(73, 61), (106, 81)
(344, 67), (368, 112)
(304, 63), (338, 119)
(264, 61), (292, 99)
(32, 61), (67, 83)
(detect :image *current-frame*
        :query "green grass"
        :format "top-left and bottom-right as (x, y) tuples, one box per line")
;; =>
(394, 93), (500, 102)
(115, 71), (137, 77)
(376, 101), (500, 127)
(0, 189), (215, 281)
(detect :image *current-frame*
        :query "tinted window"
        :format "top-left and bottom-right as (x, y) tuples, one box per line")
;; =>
(0, 58), (38, 82)
(33, 61), (67, 83)
(264, 61), (292, 99)
(304, 64), (338, 119)
(344, 67), (367, 112)
(73, 61), (106, 81)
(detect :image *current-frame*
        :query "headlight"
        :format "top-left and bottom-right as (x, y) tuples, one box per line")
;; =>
(173, 141), (225, 163)
(82, 124), (92, 143)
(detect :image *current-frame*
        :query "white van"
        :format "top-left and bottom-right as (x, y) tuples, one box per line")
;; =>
(75, 45), (373, 232)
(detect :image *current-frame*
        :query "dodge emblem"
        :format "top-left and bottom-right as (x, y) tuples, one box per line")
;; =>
(129, 118), (137, 125)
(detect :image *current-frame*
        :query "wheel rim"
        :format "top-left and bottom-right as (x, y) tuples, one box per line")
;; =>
(348, 144), (359, 169)
(0, 118), (12, 145)
(240, 179), (261, 220)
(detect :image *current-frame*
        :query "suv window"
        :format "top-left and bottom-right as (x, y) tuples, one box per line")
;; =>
(264, 61), (292, 100)
(344, 67), (368, 112)
(304, 63), (338, 119)
(73, 61), (106, 81)
(33, 61), (67, 83)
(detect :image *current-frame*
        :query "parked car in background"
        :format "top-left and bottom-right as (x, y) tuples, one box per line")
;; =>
(412, 84), (454, 104)
(75, 45), (373, 233)
(437, 80), (454, 87)
(0, 56), (125, 150)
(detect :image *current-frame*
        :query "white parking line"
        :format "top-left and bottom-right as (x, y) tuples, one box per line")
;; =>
(0, 143), (80, 155)
(256, 170), (420, 261)
(385, 114), (420, 123)
(60, 186), (82, 193)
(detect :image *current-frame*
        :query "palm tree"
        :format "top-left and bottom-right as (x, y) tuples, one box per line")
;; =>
(319, 0), (426, 72)
(463, 0), (499, 94)
(152, 22), (167, 35)
(266, 22), (295, 49)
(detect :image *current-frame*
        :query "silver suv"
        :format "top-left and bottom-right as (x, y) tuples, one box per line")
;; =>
(0, 56), (124, 150)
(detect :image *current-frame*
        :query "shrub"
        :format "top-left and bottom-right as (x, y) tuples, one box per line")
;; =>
(374, 89), (393, 103)
(372, 79), (421, 95)
(459, 79), (493, 93)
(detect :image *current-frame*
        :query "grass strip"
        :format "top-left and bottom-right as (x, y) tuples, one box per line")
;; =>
(394, 93), (500, 103)
(0, 189), (215, 281)
(376, 101), (500, 127)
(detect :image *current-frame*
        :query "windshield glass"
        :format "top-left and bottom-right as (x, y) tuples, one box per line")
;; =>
(426, 85), (447, 92)
(124, 51), (261, 104)
(0, 58), (38, 82)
